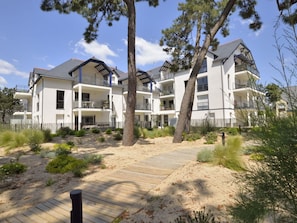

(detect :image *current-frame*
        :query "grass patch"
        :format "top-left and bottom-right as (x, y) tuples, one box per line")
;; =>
(204, 132), (218, 144)
(212, 136), (245, 171)
(183, 132), (201, 141)
(141, 126), (175, 139)
(197, 148), (214, 162)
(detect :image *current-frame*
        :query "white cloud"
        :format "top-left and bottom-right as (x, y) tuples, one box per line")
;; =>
(0, 59), (28, 78)
(47, 64), (55, 69)
(0, 76), (7, 88)
(74, 39), (118, 65)
(124, 37), (171, 66)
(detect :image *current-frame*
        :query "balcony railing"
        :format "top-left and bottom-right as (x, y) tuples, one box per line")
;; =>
(135, 104), (151, 110)
(15, 85), (30, 93)
(160, 89), (175, 96)
(235, 83), (252, 89)
(74, 79), (111, 87)
(15, 107), (32, 113)
(234, 103), (256, 109)
(235, 64), (260, 77)
(160, 73), (174, 81)
(160, 105), (175, 111)
(123, 85), (152, 93)
(73, 100), (110, 109)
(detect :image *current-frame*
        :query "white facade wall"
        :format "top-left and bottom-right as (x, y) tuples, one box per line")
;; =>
(112, 86), (124, 127)
(39, 77), (73, 125)
(15, 41), (261, 130)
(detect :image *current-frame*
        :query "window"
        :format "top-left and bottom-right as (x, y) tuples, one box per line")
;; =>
(197, 76), (208, 92)
(56, 90), (64, 109)
(75, 92), (90, 101)
(198, 58), (207, 73)
(197, 95), (209, 110)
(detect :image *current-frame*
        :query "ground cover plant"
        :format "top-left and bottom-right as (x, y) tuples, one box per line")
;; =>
(0, 162), (27, 182)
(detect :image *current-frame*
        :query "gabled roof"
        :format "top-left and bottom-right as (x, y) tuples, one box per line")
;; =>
(68, 57), (112, 77)
(42, 59), (83, 80)
(119, 69), (156, 84)
(212, 39), (246, 62)
(110, 67), (125, 78)
(147, 66), (162, 80)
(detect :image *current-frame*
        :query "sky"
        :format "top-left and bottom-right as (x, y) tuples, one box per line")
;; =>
(0, 0), (287, 89)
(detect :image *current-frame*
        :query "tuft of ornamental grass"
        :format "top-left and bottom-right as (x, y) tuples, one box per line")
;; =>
(212, 136), (245, 171)
(141, 126), (175, 139)
(197, 148), (214, 162)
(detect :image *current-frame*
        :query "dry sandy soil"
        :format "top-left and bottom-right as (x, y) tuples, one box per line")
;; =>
(0, 134), (253, 222)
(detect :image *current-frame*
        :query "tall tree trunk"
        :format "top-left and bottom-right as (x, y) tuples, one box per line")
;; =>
(173, 0), (236, 143)
(122, 0), (137, 146)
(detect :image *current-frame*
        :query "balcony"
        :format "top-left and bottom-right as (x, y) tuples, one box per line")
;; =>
(123, 85), (152, 93)
(15, 105), (32, 113)
(235, 64), (260, 77)
(160, 89), (175, 96)
(15, 85), (30, 93)
(160, 105), (175, 111)
(73, 100), (110, 109)
(235, 83), (253, 90)
(234, 102), (256, 109)
(135, 104), (151, 110)
(74, 79), (111, 87)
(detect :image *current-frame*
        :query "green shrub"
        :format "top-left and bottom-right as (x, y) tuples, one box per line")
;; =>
(57, 127), (72, 138)
(54, 143), (72, 156)
(75, 129), (86, 137)
(45, 178), (55, 186)
(200, 119), (216, 135)
(11, 133), (27, 149)
(174, 209), (218, 223)
(0, 162), (27, 175)
(183, 132), (202, 141)
(105, 128), (112, 135)
(42, 129), (52, 142)
(98, 136), (105, 142)
(226, 127), (238, 136)
(212, 136), (245, 171)
(134, 126), (141, 139)
(204, 132), (217, 144)
(66, 141), (75, 148)
(0, 131), (27, 149)
(197, 149), (214, 162)
(40, 150), (56, 159)
(141, 127), (175, 139)
(113, 132), (122, 141)
(163, 126), (175, 136)
(84, 154), (103, 165)
(27, 130), (44, 152)
(0, 131), (15, 147)
(91, 127), (100, 134)
(115, 128), (123, 134)
(46, 155), (87, 174)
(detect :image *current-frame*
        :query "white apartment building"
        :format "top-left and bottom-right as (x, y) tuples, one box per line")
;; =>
(13, 39), (263, 132)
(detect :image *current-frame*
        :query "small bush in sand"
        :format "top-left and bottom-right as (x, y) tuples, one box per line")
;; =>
(197, 148), (214, 163)
(212, 136), (245, 171)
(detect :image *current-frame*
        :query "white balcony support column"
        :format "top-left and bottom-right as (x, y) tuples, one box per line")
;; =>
(78, 85), (82, 130)
(246, 92), (250, 108)
(109, 88), (112, 126)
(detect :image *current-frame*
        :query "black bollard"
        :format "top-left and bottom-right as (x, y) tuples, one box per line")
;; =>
(70, 189), (83, 223)
(222, 132), (225, 146)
